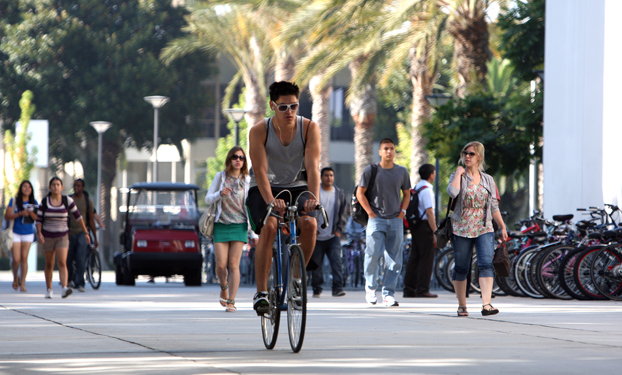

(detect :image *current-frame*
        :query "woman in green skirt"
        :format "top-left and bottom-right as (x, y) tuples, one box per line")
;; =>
(205, 146), (258, 312)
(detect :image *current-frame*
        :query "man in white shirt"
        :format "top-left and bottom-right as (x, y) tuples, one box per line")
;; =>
(403, 164), (438, 298)
(309, 167), (348, 297)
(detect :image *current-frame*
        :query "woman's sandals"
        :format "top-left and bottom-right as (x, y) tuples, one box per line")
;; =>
(481, 303), (499, 316)
(457, 306), (468, 317)
(226, 299), (236, 312)
(219, 284), (228, 307)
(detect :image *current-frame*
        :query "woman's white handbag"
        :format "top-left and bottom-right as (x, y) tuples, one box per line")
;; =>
(1, 219), (14, 257)
(199, 173), (225, 237)
(199, 203), (217, 237)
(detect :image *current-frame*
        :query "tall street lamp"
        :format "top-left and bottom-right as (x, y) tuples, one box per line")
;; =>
(222, 108), (247, 146)
(425, 93), (452, 221)
(90, 121), (112, 218)
(144, 95), (169, 181)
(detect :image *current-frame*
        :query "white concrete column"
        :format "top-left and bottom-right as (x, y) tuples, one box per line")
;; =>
(543, 0), (613, 218)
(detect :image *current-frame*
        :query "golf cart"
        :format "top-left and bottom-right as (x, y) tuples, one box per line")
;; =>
(114, 182), (203, 286)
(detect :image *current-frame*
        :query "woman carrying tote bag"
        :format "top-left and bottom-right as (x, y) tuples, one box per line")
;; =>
(447, 141), (508, 317)
(205, 146), (258, 312)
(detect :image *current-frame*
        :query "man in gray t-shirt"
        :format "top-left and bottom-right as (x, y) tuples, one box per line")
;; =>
(356, 138), (411, 306)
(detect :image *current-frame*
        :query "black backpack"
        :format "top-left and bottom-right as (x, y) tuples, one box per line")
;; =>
(405, 185), (429, 230)
(351, 164), (378, 226)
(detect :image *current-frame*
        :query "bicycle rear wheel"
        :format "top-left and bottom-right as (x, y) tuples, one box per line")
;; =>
(590, 244), (622, 301)
(434, 247), (454, 292)
(287, 244), (307, 353)
(87, 248), (102, 290)
(536, 245), (573, 299)
(558, 247), (591, 300)
(574, 247), (607, 300)
(514, 249), (544, 298)
(261, 250), (281, 350)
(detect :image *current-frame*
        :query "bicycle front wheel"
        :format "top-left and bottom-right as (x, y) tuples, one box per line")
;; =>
(88, 248), (102, 290)
(261, 250), (281, 350)
(287, 244), (307, 353)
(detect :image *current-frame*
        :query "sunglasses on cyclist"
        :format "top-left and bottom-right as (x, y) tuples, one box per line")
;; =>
(231, 155), (245, 161)
(462, 151), (477, 158)
(272, 101), (299, 112)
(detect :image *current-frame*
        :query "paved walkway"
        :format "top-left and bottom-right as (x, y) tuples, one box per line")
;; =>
(0, 271), (621, 374)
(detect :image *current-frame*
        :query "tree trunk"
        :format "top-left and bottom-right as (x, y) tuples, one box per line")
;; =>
(409, 47), (434, 184)
(309, 74), (333, 169)
(449, 13), (490, 98)
(101, 137), (121, 268)
(243, 74), (267, 129)
(275, 50), (296, 82)
(349, 57), (377, 184)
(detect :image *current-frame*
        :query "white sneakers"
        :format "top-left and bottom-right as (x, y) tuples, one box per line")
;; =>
(383, 295), (399, 307)
(365, 286), (378, 305)
(365, 286), (399, 307)
(61, 287), (73, 299)
(45, 287), (74, 299)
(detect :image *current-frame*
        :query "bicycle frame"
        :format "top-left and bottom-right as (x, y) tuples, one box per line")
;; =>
(264, 190), (329, 310)
(273, 206), (300, 311)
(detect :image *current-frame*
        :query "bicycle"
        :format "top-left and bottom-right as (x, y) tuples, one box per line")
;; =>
(260, 189), (328, 353)
(85, 243), (102, 290)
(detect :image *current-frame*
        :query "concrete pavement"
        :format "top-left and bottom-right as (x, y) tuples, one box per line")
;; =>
(1, 271), (621, 374)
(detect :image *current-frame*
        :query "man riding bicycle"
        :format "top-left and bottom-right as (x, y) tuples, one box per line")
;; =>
(247, 81), (321, 315)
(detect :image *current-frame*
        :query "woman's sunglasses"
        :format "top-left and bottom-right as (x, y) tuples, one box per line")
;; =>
(462, 151), (477, 158)
(272, 101), (299, 112)
(231, 155), (245, 161)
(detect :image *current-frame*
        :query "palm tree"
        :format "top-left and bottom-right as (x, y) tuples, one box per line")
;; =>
(371, 1), (448, 181)
(161, 3), (273, 126)
(442, 0), (500, 97)
(282, 1), (386, 182)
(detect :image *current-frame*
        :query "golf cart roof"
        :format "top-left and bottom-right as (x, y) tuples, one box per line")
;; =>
(128, 182), (201, 191)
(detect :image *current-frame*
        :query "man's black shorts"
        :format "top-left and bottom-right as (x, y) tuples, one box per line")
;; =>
(246, 186), (318, 235)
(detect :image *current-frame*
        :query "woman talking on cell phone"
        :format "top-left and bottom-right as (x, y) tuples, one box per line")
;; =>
(447, 141), (507, 317)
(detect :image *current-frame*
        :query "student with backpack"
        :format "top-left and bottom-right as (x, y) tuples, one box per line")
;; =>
(403, 164), (438, 298)
(36, 177), (90, 299)
(356, 138), (411, 307)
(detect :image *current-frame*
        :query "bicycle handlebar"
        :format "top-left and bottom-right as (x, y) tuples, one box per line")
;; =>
(261, 190), (329, 230)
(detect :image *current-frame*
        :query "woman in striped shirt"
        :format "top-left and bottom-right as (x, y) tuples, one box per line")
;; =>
(36, 177), (91, 299)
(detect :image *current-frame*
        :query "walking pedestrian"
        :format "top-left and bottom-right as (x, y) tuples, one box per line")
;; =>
(448, 141), (508, 317)
(67, 179), (98, 292)
(403, 164), (438, 298)
(205, 146), (258, 312)
(310, 167), (348, 298)
(356, 138), (411, 306)
(37, 177), (91, 299)
(4, 180), (38, 292)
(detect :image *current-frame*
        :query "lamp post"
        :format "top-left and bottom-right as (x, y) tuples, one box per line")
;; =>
(425, 93), (452, 221)
(90, 121), (112, 218)
(222, 108), (247, 146)
(144, 95), (170, 181)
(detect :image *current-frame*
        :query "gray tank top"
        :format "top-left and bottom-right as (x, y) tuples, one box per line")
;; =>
(250, 115), (307, 188)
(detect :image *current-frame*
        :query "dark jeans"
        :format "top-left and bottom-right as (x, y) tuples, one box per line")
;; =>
(403, 222), (435, 295)
(67, 232), (88, 288)
(311, 236), (345, 293)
